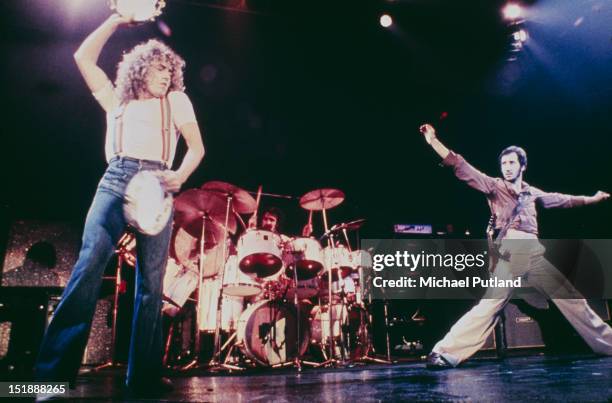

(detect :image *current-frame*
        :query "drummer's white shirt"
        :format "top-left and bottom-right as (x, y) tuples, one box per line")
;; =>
(93, 80), (197, 163)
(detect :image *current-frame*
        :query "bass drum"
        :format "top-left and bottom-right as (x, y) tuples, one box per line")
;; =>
(237, 300), (310, 366)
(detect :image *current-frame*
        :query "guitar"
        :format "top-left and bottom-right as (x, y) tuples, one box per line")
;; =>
(486, 214), (499, 272)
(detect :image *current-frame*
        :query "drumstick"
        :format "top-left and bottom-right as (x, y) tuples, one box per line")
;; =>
(233, 208), (247, 229)
(307, 210), (313, 227)
(251, 185), (263, 226)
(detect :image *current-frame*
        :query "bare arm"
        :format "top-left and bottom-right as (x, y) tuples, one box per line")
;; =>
(419, 123), (450, 160)
(73, 14), (132, 110)
(160, 122), (205, 193)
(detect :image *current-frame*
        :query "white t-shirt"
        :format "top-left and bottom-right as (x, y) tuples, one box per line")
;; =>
(93, 81), (197, 163)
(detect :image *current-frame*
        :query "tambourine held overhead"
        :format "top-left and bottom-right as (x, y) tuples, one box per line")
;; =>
(110, 0), (167, 22)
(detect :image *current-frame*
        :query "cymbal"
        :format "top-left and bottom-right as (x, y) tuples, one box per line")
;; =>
(334, 218), (366, 233)
(299, 188), (345, 211)
(170, 226), (198, 266)
(174, 189), (236, 241)
(201, 181), (257, 214)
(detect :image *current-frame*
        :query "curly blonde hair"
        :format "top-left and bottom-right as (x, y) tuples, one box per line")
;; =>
(115, 39), (185, 104)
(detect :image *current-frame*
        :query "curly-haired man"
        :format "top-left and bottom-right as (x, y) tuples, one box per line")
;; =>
(34, 14), (204, 396)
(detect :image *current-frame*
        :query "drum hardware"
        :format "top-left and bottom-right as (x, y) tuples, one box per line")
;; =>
(218, 332), (245, 372)
(281, 259), (319, 371)
(180, 213), (215, 370)
(246, 189), (295, 200)
(299, 188), (346, 366)
(94, 232), (135, 371)
(201, 181), (254, 371)
(351, 271), (393, 365)
(173, 187), (238, 371)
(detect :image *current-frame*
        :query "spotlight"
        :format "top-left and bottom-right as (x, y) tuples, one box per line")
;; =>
(502, 3), (523, 20)
(380, 14), (393, 28)
(514, 29), (528, 42)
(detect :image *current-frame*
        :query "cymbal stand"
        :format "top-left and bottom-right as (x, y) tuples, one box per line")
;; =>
(180, 214), (210, 370)
(354, 269), (392, 364)
(283, 261), (319, 370)
(209, 194), (245, 371)
(315, 206), (346, 367)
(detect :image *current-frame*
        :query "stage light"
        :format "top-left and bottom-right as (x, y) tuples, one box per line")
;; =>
(502, 3), (523, 20)
(380, 14), (393, 28)
(514, 29), (528, 42)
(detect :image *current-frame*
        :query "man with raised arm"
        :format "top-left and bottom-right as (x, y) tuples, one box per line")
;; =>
(418, 123), (612, 369)
(35, 14), (205, 396)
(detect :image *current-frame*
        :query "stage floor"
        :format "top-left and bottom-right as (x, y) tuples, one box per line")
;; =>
(59, 354), (611, 402)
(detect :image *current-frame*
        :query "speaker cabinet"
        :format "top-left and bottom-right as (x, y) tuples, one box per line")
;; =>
(0, 288), (55, 380)
(503, 299), (610, 351)
(82, 297), (113, 365)
(2, 220), (80, 287)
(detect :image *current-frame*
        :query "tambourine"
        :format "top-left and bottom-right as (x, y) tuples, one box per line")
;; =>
(110, 0), (166, 22)
(124, 170), (173, 235)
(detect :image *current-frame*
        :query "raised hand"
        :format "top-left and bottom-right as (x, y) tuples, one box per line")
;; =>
(419, 123), (437, 144)
(109, 12), (136, 27)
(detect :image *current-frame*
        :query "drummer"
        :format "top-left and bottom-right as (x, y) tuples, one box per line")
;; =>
(247, 207), (313, 240)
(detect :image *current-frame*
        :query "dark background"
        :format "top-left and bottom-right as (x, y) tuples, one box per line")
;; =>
(1, 0), (611, 239)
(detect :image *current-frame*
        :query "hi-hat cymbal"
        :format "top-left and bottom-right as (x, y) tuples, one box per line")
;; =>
(174, 189), (237, 241)
(201, 181), (257, 214)
(335, 219), (366, 232)
(299, 188), (345, 211)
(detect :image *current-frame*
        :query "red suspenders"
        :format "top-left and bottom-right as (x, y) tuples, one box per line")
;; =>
(113, 97), (173, 164)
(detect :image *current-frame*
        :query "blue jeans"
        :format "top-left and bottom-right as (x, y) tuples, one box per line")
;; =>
(35, 157), (173, 386)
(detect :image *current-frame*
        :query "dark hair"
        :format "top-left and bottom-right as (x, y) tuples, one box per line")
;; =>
(499, 146), (527, 168)
(262, 207), (284, 232)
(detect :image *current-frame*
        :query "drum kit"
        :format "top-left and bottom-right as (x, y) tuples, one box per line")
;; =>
(152, 181), (391, 370)
(103, 2), (391, 371)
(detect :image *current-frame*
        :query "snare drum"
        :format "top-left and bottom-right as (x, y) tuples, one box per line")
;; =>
(322, 245), (352, 281)
(162, 258), (198, 317)
(283, 237), (324, 280)
(199, 276), (244, 332)
(237, 300), (310, 366)
(237, 230), (284, 278)
(222, 255), (262, 297)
